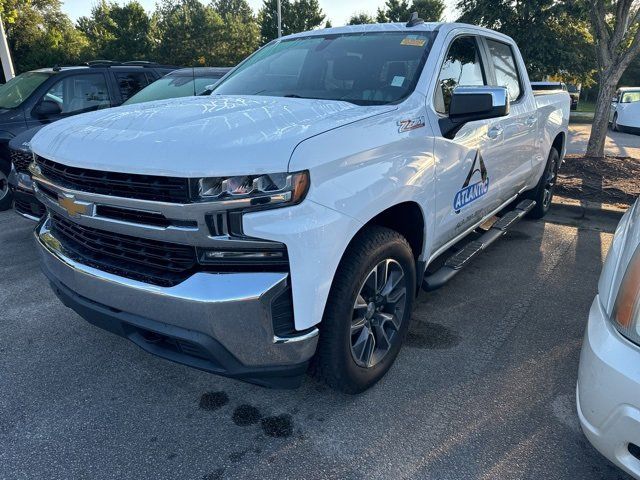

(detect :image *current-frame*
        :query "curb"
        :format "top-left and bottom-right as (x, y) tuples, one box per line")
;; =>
(552, 196), (627, 220)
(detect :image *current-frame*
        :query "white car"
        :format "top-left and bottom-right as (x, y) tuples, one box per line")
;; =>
(610, 87), (640, 135)
(29, 20), (569, 392)
(578, 198), (640, 478)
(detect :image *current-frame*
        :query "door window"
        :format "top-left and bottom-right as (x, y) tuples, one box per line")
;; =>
(41, 73), (110, 115)
(114, 71), (152, 102)
(435, 36), (486, 114)
(486, 39), (522, 102)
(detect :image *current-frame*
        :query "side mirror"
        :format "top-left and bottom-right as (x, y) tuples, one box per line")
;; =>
(33, 100), (62, 118)
(439, 86), (510, 139)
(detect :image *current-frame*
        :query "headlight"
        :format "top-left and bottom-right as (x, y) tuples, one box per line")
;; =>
(193, 171), (310, 210)
(611, 246), (640, 344)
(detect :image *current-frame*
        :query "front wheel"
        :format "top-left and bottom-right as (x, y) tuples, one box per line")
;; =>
(0, 160), (12, 212)
(612, 113), (619, 132)
(526, 147), (560, 219)
(312, 226), (416, 394)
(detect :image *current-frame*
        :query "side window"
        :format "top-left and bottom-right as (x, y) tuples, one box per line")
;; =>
(435, 36), (487, 114)
(42, 74), (110, 115)
(114, 71), (151, 102)
(486, 39), (522, 102)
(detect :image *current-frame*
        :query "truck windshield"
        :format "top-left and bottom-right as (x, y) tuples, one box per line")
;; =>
(213, 31), (436, 106)
(0, 71), (51, 109)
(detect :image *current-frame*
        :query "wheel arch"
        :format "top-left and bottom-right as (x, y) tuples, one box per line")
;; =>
(552, 131), (566, 158)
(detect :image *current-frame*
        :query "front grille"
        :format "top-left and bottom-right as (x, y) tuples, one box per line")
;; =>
(15, 198), (46, 218)
(50, 214), (197, 287)
(10, 149), (32, 174)
(36, 156), (190, 203)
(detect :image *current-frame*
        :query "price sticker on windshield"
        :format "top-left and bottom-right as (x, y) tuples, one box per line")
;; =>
(401, 36), (427, 47)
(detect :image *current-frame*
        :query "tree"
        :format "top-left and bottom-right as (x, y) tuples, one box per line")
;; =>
(211, 0), (260, 65)
(412, 0), (445, 22)
(586, 0), (640, 157)
(456, 0), (596, 85)
(1, 0), (90, 73)
(348, 12), (375, 25)
(258, 0), (325, 44)
(376, 0), (410, 22)
(77, 1), (154, 61)
(153, 0), (225, 66)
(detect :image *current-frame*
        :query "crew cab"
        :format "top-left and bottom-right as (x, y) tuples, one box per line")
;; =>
(29, 21), (570, 393)
(0, 61), (177, 212)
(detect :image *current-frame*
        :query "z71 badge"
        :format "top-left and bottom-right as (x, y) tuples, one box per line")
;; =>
(397, 116), (425, 133)
(454, 151), (489, 213)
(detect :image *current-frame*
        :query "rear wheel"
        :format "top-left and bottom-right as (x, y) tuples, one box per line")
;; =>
(526, 147), (560, 219)
(612, 113), (619, 132)
(312, 226), (415, 394)
(0, 159), (12, 212)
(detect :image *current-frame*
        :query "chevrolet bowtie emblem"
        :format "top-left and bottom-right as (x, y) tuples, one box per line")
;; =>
(58, 195), (92, 217)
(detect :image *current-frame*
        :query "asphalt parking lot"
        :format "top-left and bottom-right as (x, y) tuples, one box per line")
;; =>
(567, 124), (640, 158)
(0, 207), (632, 480)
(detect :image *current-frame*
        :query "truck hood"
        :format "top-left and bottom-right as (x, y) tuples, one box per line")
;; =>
(30, 95), (394, 177)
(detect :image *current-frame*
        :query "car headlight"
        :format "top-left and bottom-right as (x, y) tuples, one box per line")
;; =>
(193, 171), (310, 210)
(611, 246), (640, 344)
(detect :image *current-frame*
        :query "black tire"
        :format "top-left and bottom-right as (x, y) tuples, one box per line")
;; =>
(0, 158), (12, 212)
(612, 113), (619, 132)
(311, 225), (416, 394)
(526, 147), (560, 219)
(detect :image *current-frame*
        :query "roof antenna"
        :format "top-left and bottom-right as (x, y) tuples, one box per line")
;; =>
(406, 12), (424, 27)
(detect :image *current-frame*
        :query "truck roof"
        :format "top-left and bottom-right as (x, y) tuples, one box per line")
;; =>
(282, 22), (514, 43)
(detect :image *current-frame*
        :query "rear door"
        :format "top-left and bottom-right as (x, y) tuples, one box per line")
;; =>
(431, 33), (509, 250)
(481, 36), (538, 196)
(110, 69), (155, 105)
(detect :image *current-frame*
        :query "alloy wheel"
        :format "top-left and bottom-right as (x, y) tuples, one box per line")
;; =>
(0, 170), (8, 202)
(350, 259), (407, 368)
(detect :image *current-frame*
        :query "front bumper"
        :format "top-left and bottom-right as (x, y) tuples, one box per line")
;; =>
(35, 217), (319, 388)
(577, 296), (640, 477)
(8, 169), (44, 221)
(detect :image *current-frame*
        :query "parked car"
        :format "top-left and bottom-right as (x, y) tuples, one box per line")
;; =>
(611, 87), (640, 134)
(4, 61), (179, 218)
(0, 61), (178, 212)
(29, 20), (570, 392)
(577, 198), (640, 478)
(123, 67), (232, 105)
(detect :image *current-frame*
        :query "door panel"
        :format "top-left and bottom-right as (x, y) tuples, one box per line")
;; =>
(431, 34), (506, 250)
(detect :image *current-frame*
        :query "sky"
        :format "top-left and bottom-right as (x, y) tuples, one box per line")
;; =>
(61, 0), (458, 25)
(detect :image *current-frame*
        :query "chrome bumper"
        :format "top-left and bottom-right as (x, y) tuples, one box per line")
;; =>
(35, 218), (318, 387)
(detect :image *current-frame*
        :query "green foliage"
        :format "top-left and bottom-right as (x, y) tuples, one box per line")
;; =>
(348, 12), (375, 25)
(376, 0), (411, 23)
(258, 0), (325, 44)
(77, 1), (154, 61)
(375, 0), (445, 23)
(411, 0), (445, 22)
(2, 0), (91, 73)
(456, 0), (596, 85)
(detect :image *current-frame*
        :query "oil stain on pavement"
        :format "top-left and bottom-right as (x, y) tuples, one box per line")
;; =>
(406, 321), (461, 349)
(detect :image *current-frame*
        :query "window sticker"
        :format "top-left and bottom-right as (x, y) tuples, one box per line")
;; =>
(401, 36), (427, 47)
(391, 76), (405, 87)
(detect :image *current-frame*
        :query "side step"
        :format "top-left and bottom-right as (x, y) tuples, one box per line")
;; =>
(422, 199), (536, 292)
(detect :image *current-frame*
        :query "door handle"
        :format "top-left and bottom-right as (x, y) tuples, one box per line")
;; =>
(526, 115), (537, 127)
(487, 126), (503, 139)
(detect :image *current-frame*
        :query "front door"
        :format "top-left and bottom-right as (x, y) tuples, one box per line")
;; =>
(431, 34), (508, 251)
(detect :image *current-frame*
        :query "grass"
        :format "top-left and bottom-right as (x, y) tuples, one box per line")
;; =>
(576, 100), (596, 113)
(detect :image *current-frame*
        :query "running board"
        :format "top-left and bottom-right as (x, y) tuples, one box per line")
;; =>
(422, 199), (536, 292)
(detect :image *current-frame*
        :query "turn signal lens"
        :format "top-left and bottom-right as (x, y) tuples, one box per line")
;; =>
(612, 247), (640, 340)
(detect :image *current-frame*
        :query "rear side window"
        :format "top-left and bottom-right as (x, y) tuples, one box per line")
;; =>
(435, 36), (486, 114)
(486, 39), (522, 102)
(114, 71), (152, 102)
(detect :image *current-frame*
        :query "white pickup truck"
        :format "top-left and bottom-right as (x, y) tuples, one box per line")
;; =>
(29, 20), (569, 393)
